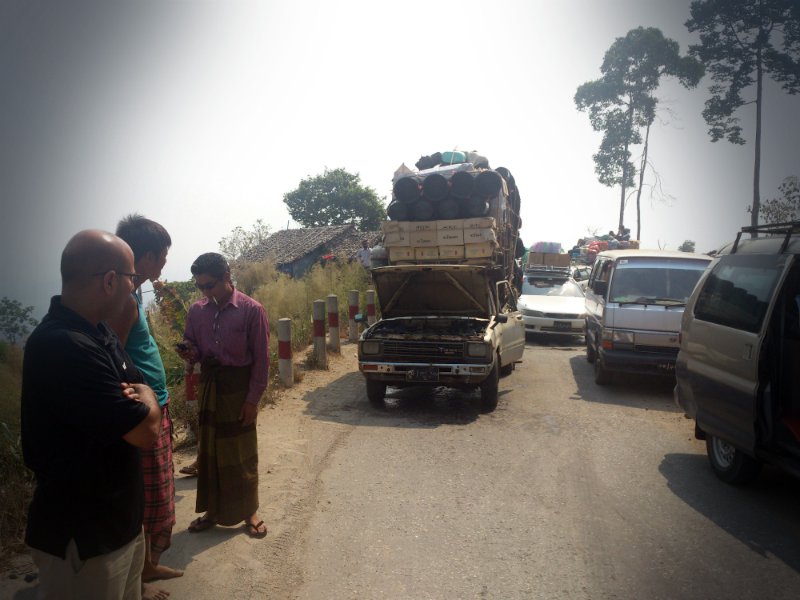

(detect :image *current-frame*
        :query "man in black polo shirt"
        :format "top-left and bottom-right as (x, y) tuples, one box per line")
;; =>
(21, 230), (162, 600)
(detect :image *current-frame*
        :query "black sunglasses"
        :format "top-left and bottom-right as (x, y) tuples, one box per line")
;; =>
(195, 279), (219, 291)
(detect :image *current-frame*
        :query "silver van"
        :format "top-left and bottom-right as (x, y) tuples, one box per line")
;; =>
(675, 222), (800, 483)
(585, 250), (712, 385)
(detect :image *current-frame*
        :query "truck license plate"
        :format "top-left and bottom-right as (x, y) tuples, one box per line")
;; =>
(406, 367), (439, 382)
(553, 320), (572, 331)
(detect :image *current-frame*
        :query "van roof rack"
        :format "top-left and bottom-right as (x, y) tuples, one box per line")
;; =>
(731, 220), (800, 254)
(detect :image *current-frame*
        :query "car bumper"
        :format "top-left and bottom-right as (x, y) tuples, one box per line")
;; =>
(359, 361), (492, 386)
(598, 348), (677, 376)
(522, 316), (584, 335)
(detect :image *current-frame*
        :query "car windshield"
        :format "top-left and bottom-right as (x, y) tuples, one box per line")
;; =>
(522, 278), (583, 297)
(609, 266), (706, 304)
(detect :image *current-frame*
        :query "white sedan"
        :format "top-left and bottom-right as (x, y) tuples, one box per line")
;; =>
(518, 277), (586, 337)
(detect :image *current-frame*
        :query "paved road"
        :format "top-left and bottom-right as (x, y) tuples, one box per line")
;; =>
(292, 338), (800, 600)
(6, 338), (799, 599)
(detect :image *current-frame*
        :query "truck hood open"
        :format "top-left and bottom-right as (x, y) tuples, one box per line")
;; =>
(371, 264), (493, 318)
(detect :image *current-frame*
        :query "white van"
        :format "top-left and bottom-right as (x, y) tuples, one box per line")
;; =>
(584, 250), (712, 385)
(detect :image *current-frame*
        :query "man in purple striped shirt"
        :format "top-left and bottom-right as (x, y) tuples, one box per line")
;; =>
(178, 252), (269, 539)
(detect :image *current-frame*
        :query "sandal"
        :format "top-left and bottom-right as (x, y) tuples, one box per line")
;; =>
(188, 515), (216, 533)
(179, 463), (198, 476)
(245, 520), (267, 539)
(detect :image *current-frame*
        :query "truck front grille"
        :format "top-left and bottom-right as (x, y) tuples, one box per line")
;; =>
(381, 340), (465, 361)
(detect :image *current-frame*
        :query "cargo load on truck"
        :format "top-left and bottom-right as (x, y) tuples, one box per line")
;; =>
(379, 153), (522, 282)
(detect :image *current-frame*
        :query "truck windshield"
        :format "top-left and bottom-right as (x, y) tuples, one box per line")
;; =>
(609, 266), (705, 304)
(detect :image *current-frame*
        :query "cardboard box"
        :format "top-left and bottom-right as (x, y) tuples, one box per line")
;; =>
(437, 229), (464, 246)
(408, 220), (436, 233)
(463, 216), (496, 230)
(381, 220), (407, 234)
(463, 228), (497, 244)
(388, 247), (414, 261)
(384, 231), (410, 247)
(414, 246), (439, 260)
(544, 253), (570, 267)
(464, 241), (496, 258)
(409, 230), (438, 247)
(438, 245), (465, 259)
(527, 252), (544, 266)
(436, 219), (464, 231)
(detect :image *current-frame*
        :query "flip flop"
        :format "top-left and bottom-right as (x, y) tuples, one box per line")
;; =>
(179, 464), (198, 476)
(188, 515), (216, 533)
(245, 520), (267, 539)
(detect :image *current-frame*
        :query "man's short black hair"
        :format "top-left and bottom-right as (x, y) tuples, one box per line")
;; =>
(190, 252), (230, 279)
(116, 214), (171, 261)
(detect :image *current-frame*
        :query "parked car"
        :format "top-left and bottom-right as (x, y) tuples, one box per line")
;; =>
(675, 221), (800, 484)
(518, 270), (586, 337)
(585, 249), (712, 385)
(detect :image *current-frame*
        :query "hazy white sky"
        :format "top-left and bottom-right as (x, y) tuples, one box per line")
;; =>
(1, 1), (798, 318)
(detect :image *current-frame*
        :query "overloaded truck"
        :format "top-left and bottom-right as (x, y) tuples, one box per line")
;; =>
(357, 153), (525, 412)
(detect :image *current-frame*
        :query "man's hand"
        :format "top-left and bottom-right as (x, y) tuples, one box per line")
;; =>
(239, 402), (258, 427)
(175, 340), (199, 363)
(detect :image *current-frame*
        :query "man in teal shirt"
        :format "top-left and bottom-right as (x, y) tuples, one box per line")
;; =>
(110, 214), (183, 598)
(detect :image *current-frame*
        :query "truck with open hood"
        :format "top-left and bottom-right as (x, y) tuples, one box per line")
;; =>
(357, 263), (525, 412)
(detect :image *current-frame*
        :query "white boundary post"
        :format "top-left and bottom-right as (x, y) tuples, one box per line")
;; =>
(327, 294), (340, 353)
(277, 318), (293, 387)
(312, 299), (328, 368)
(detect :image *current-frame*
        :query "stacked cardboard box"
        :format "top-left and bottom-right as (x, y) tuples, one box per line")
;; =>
(382, 218), (498, 264)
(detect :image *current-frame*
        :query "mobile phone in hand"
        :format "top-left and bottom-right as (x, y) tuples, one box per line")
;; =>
(175, 342), (189, 352)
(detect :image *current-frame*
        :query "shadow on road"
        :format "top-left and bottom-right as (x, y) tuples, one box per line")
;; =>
(299, 370), (503, 428)
(660, 452), (800, 573)
(568, 354), (679, 413)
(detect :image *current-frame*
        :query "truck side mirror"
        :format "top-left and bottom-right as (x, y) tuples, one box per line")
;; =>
(592, 281), (608, 297)
(354, 313), (367, 323)
(490, 313), (509, 330)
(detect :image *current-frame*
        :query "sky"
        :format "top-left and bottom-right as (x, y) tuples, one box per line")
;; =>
(1, 0), (798, 319)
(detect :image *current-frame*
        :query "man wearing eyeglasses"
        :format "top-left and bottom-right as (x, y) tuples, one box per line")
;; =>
(21, 230), (162, 599)
(109, 214), (183, 598)
(177, 252), (269, 539)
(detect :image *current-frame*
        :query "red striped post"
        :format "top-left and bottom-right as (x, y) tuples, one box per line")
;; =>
(277, 318), (293, 387)
(366, 289), (377, 326)
(312, 299), (328, 368)
(348, 289), (359, 342)
(327, 294), (340, 353)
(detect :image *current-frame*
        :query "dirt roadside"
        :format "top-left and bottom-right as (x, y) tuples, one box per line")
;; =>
(1, 343), (362, 599)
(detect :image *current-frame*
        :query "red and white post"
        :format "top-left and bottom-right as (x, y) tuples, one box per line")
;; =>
(366, 289), (377, 326)
(348, 289), (359, 342)
(312, 299), (328, 368)
(327, 294), (340, 353)
(277, 317), (293, 387)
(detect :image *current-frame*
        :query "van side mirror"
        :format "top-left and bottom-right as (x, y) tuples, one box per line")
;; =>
(592, 281), (608, 297)
(490, 313), (509, 330)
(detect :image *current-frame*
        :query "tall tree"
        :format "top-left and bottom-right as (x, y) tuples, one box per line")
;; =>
(686, 0), (800, 232)
(283, 168), (386, 231)
(759, 175), (800, 223)
(219, 219), (272, 262)
(576, 28), (703, 239)
(575, 27), (703, 238)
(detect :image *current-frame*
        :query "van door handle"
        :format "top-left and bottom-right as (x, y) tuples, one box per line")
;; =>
(742, 344), (753, 360)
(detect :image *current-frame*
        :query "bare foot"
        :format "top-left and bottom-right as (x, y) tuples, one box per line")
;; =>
(142, 564), (184, 582)
(142, 581), (170, 600)
(245, 516), (267, 539)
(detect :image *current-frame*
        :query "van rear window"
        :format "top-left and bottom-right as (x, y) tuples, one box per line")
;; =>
(694, 260), (782, 333)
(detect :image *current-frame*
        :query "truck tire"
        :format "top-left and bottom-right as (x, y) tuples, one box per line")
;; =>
(500, 361), (515, 377)
(706, 435), (762, 484)
(366, 380), (387, 407)
(480, 360), (499, 413)
(586, 333), (596, 363)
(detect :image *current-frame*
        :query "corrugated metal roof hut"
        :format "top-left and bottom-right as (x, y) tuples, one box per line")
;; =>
(244, 224), (381, 277)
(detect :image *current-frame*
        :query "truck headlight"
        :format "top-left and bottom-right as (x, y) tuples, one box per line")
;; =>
(612, 330), (635, 344)
(361, 340), (381, 355)
(466, 342), (490, 358)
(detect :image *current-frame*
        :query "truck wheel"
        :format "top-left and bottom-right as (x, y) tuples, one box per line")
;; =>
(480, 361), (499, 413)
(500, 361), (515, 377)
(706, 435), (762, 484)
(586, 334), (596, 364)
(594, 349), (612, 385)
(366, 380), (386, 407)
